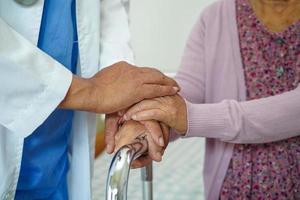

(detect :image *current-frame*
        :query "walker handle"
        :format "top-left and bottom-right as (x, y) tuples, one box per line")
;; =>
(106, 134), (153, 200)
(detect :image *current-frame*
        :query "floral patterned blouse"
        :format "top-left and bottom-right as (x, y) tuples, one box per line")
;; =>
(220, 0), (300, 199)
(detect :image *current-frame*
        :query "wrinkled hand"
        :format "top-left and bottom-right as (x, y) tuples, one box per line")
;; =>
(112, 120), (170, 168)
(105, 109), (167, 154)
(123, 95), (188, 134)
(60, 61), (179, 114)
(131, 122), (169, 169)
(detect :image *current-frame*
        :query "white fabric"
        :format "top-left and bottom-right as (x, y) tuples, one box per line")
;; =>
(0, 0), (133, 199)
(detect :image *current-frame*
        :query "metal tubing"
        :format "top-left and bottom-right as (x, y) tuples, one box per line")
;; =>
(141, 163), (153, 200)
(106, 135), (150, 200)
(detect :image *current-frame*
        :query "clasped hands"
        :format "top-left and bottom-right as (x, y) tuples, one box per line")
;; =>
(60, 61), (187, 168)
(105, 86), (188, 168)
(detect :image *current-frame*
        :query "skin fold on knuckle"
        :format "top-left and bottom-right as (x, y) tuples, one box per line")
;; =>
(163, 85), (175, 94)
(105, 131), (115, 141)
(148, 86), (165, 99)
(150, 85), (162, 97)
(142, 100), (158, 111)
(131, 102), (145, 116)
(104, 125), (113, 134)
(138, 85), (152, 100)
(138, 110), (154, 120)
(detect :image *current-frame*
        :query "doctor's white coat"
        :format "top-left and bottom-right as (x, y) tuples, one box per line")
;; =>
(0, 0), (133, 199)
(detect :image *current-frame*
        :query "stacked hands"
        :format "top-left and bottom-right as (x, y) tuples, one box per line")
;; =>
(61, 61), (188, 168)
(100, 64), (188, 168)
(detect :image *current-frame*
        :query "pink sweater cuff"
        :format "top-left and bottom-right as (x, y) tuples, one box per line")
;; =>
(183, 100), (230, 139)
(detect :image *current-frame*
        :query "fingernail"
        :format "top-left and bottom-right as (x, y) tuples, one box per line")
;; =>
(106, 144), (113, 154)
(173, 87), (179, 92)
(132, 115), (137, 120)
(159, 137), (165, 146)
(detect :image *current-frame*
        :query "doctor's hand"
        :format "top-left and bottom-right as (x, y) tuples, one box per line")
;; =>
(113, 120), (170, 168)
(123, 95), (188, 135)
(60, 61), (179, 114)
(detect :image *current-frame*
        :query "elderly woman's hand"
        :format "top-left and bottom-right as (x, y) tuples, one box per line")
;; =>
(122, 95), (188, 135)
(105, 110), (168, 154)
(114, 120), (170, 168)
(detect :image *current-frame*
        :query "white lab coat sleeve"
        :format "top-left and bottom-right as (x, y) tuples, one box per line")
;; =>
(99, 0), (134, 68)
(0, 18), (73, 138)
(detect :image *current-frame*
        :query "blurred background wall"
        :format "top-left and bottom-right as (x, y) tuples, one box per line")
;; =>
(129, 0), (216, 73)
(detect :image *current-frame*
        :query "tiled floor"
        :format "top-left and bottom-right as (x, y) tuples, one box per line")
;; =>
(92, 137), (205, 200)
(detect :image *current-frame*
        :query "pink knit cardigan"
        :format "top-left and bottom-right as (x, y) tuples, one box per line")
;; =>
(175, 0), (300, 199)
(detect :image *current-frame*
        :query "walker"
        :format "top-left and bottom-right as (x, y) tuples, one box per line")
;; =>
(106, 135), (153, 200)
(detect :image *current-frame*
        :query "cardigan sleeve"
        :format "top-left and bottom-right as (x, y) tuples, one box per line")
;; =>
(184, 85), (300, 144)
(168, 12), (207, 141)
(176, 7), (300, 144)
(175, 14), (206, 105)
